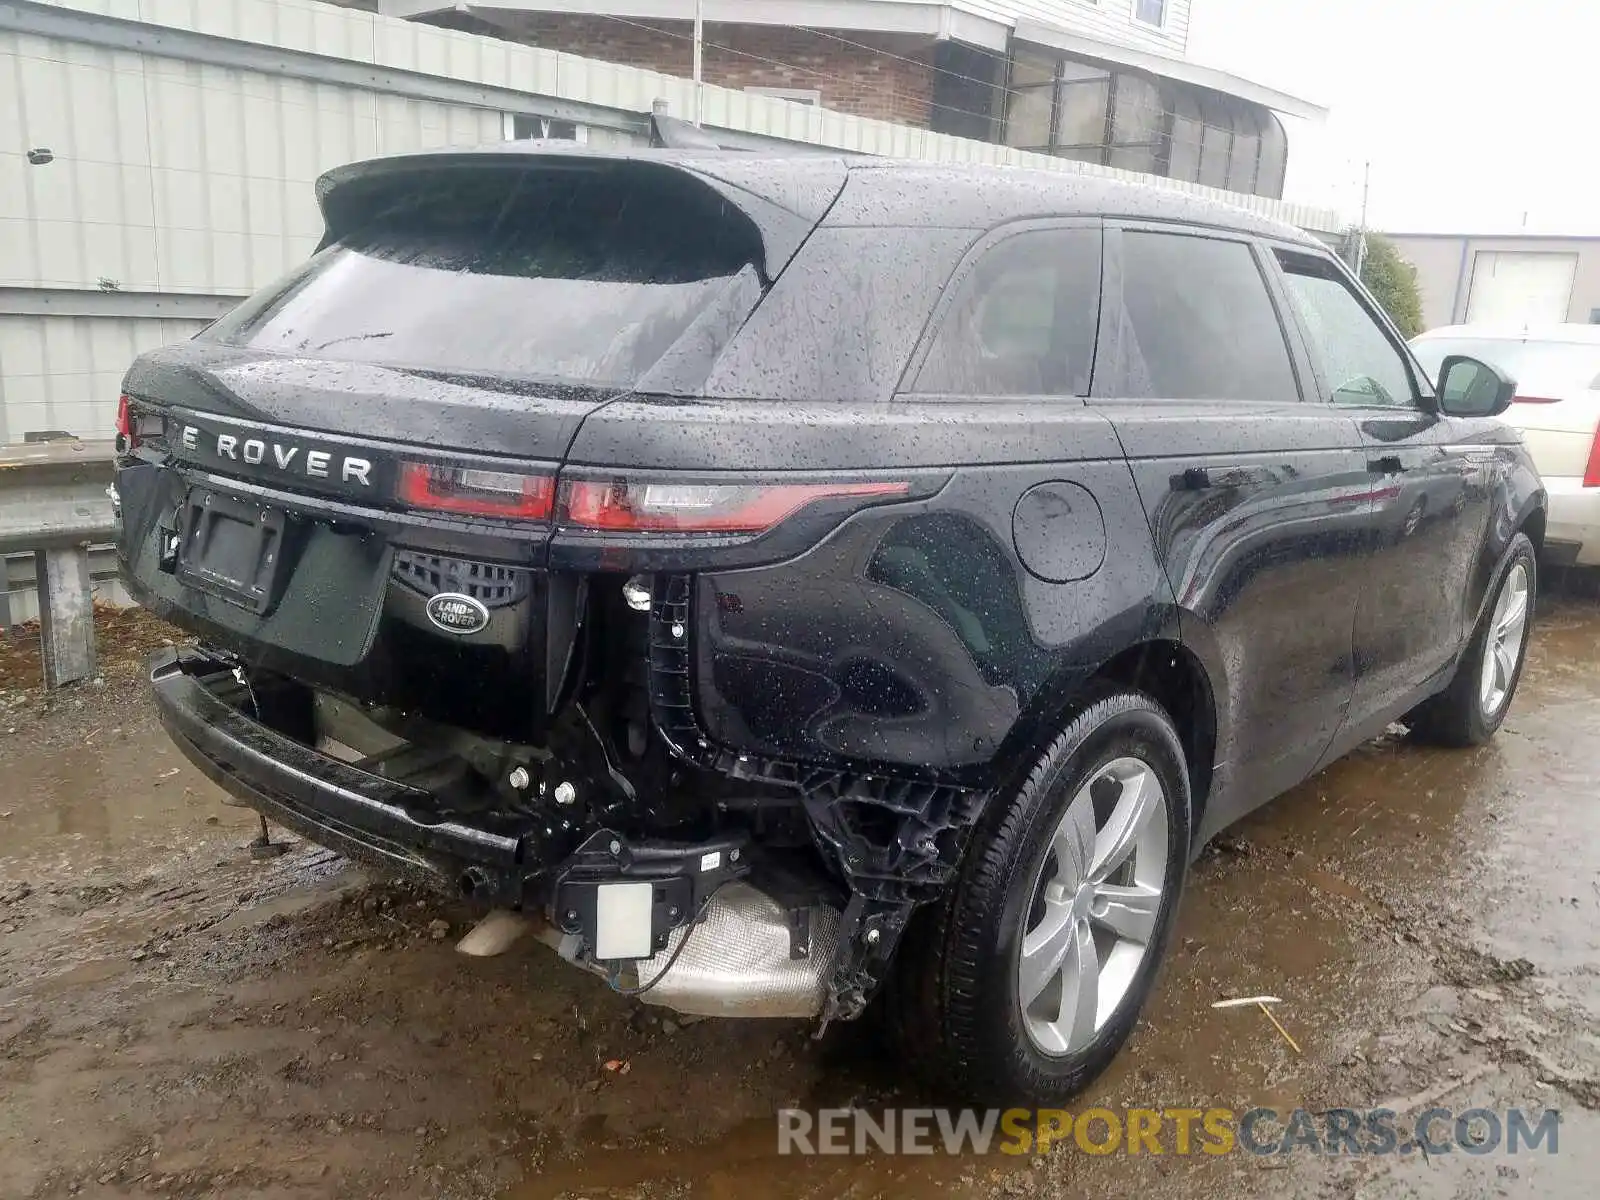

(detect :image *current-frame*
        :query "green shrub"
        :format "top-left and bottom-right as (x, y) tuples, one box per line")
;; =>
(1361, 234), (1425, 338)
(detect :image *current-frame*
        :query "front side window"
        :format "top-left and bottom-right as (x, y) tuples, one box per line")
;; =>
(1096, 232), (1297, 402)
(912, 228), (1102, 397)
(1277, 252), (1419, 409)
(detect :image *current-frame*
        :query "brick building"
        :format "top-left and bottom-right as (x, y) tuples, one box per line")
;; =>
(442, 14), (942, 128)
(363, 1), (1325, 200)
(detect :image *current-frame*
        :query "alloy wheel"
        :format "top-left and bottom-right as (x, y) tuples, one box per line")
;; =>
(1479, 562), (1530, 717)
(1017, 756), (1169, 1055)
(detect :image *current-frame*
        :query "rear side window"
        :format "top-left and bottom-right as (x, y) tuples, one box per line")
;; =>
(911, 228), (1102, 397)
(1097, 231), (1298, 402)
(205, 165), (764, 389)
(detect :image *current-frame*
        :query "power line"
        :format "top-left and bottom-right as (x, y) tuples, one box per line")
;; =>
(586, 13), (1005, 130)
(585, 13), (1285, 185)
(792, 23), (1011, 96)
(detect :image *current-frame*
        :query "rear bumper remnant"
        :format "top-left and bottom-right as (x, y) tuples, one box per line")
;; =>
(150, 647), (524, 900)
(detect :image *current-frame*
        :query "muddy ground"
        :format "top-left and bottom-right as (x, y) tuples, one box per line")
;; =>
(2, 587), (1599, 1200)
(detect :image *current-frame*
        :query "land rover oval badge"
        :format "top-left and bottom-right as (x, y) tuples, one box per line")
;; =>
(426, 592), (490, 635)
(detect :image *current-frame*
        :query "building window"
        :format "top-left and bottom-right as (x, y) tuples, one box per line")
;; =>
(503, 114), (586, 141)
(1135, 0), (1168, 26)
(1106, 73), (1164, 175)
(1052, 60), (1113, 160)
(1002, 49), (1057, 151)
(745, 87), (821, 107)
(1002, 50), (1287, 200)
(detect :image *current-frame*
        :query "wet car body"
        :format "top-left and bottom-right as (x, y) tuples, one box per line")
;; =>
(115, 146), (1545, 1099)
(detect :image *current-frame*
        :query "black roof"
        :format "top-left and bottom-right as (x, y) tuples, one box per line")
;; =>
(317, 142), (1318, 249)
(831, 159), (1315, 243)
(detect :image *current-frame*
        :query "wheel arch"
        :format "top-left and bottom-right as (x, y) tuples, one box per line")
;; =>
(990, 638), (1219, 845)
(1467, 493), (1546, 632)
(1088, 640), (1218, 840)
(1519, 501), (1546, 556)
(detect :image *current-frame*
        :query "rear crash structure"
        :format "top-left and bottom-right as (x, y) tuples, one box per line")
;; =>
(146, 569), (984, 1025)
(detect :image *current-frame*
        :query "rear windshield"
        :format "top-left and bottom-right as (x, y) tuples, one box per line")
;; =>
(1411, 337), (1600, 394)
(205, 164), (765, 389)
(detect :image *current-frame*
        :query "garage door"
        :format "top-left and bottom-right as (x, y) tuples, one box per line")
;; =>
(1464, 251), (1578, 325)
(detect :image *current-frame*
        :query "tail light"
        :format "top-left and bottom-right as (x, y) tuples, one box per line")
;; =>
(115, 394), (139, 452)
(1583, 423), (1600, 489)
(1512, 395), (1562, 405)
(558, 479), (910, 533)
(397, 462), (554, 520)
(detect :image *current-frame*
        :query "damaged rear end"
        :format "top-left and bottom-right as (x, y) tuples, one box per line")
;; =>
(116, 147), (983, 1024)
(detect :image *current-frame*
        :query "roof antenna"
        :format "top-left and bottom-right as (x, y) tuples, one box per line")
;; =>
(649, 101), (725, 151)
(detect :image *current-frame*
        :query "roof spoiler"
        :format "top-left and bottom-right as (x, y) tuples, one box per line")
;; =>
(314, 146), (847, 279)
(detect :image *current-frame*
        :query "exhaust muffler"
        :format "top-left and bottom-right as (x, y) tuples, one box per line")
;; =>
(632, 883), (838, 1019)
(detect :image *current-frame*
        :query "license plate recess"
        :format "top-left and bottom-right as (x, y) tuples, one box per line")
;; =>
(175, 488), (293, 614)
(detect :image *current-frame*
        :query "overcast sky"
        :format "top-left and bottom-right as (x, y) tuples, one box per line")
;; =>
(1186, 0), (1597, 233)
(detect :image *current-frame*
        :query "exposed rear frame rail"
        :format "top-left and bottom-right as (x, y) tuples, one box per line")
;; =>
(645, 573), (989, 1023)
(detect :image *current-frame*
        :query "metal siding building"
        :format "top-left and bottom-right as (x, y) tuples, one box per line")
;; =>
(1, 0), (1341, 448)
(1387, 233), (1600, 334)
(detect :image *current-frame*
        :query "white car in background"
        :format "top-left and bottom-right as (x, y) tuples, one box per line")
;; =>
(1412, 325), (1600, 567)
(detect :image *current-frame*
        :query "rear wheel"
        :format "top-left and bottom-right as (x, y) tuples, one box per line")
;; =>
(1409, 533), (1536, 747)
(888, 691), (1190, 1104)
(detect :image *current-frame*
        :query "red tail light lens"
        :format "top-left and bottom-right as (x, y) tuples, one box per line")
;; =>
(115, 394), (139, 451)
(559, 479), (910, 533)
(1583, 423), (1600, 489)
(397, 462), (554, 520)
(1512, 395), (1563, 404)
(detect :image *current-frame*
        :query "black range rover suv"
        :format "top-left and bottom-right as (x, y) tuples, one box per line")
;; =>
(115, 146), (1544, 1103)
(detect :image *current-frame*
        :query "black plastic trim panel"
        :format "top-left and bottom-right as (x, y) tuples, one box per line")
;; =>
(645, 574), (988, 1022)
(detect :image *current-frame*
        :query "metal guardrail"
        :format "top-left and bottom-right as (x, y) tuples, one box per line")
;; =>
(0, 438), (118, 687)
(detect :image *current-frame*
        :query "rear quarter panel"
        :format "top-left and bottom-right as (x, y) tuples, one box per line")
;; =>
(683, 440), (1179, 782)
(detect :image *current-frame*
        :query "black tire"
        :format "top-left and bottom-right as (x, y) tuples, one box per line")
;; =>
(1408, 533), (1537, 748)
(886, 690), (1191, 1105)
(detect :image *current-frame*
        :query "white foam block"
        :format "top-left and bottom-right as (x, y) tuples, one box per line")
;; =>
(594, 882), (654, 960)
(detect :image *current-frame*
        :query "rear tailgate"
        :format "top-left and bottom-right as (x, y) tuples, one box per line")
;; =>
(117, 150), (845, 739)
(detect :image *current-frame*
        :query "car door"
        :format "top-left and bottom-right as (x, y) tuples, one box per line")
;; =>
(1269, 248), (1495, 736)
(1092, 225), (1375, 837)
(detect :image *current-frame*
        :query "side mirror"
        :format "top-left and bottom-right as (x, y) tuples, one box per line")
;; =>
(1436, 354), (1517, 418)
